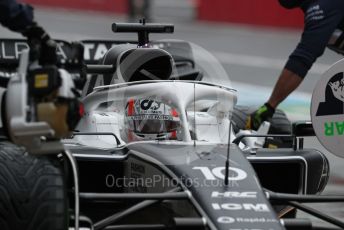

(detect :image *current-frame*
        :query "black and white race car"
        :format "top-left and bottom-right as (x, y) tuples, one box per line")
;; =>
(0, 22), (340, 230)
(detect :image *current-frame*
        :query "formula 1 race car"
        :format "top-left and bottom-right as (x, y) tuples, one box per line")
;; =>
(0, 21), (342, 230)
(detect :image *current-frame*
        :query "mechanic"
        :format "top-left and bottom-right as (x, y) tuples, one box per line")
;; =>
(0, 0), (58, 136)
(0, 0), (54, 55)
(247, 0), (344, 130)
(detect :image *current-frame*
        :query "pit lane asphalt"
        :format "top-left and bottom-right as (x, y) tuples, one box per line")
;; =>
(0, 6), (343, 227)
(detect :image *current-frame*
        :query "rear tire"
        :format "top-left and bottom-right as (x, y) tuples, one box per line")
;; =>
(0, 141), (68, 230)
(232, 105), (293, 147)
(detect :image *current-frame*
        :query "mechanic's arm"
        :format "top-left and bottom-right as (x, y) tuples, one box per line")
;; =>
(268, 1), (344, 109)
(267, 68), (303, 108)
(0, 0), (51, 44)
(0, 0), (35, 31)
(247, 1), (344, 130)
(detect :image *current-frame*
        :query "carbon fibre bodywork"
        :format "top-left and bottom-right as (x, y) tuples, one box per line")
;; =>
(0, 36), (332, 230)
(63, 138), (329, 230)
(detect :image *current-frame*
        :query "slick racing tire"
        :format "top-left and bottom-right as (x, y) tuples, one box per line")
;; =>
(0, 91), (9, 138)
(232, 105), (292, 148)
(0, 141), (68, 230)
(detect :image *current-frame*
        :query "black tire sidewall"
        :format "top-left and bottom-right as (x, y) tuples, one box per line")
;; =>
(232, 105), (292, 134)
(0, 141), (68, 230)
(232, 105), (292, 147)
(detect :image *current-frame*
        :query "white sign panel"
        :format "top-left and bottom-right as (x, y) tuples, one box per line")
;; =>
(311, 59), (344, 158)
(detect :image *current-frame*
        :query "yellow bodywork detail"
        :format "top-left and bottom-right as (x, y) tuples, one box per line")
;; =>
(35, 74), (49, 88)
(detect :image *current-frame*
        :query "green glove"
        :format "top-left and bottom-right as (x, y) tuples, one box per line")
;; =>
(246, 103), (275, 130)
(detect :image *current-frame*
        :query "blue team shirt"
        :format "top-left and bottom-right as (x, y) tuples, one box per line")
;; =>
(0, 0), (34, 32)
(286, 0), (344, 78)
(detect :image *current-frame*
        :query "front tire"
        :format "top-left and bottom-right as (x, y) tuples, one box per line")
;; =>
(0, 141), (68, 230)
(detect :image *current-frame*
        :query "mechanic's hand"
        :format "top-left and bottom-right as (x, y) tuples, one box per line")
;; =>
(39, 38), (58, 65)
(246, 103), (275, 130)
(22, 23), (50, 43)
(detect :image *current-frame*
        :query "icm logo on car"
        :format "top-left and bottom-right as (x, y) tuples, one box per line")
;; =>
(193, 166), (247, 181)
(311, 59), (344, 158)
(212, 203), (270, 212)
(211, 191), (257, 198)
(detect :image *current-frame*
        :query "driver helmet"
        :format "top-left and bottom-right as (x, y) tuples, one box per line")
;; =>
(278, 0), (303, 9)
(124, 98), (181, 141)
